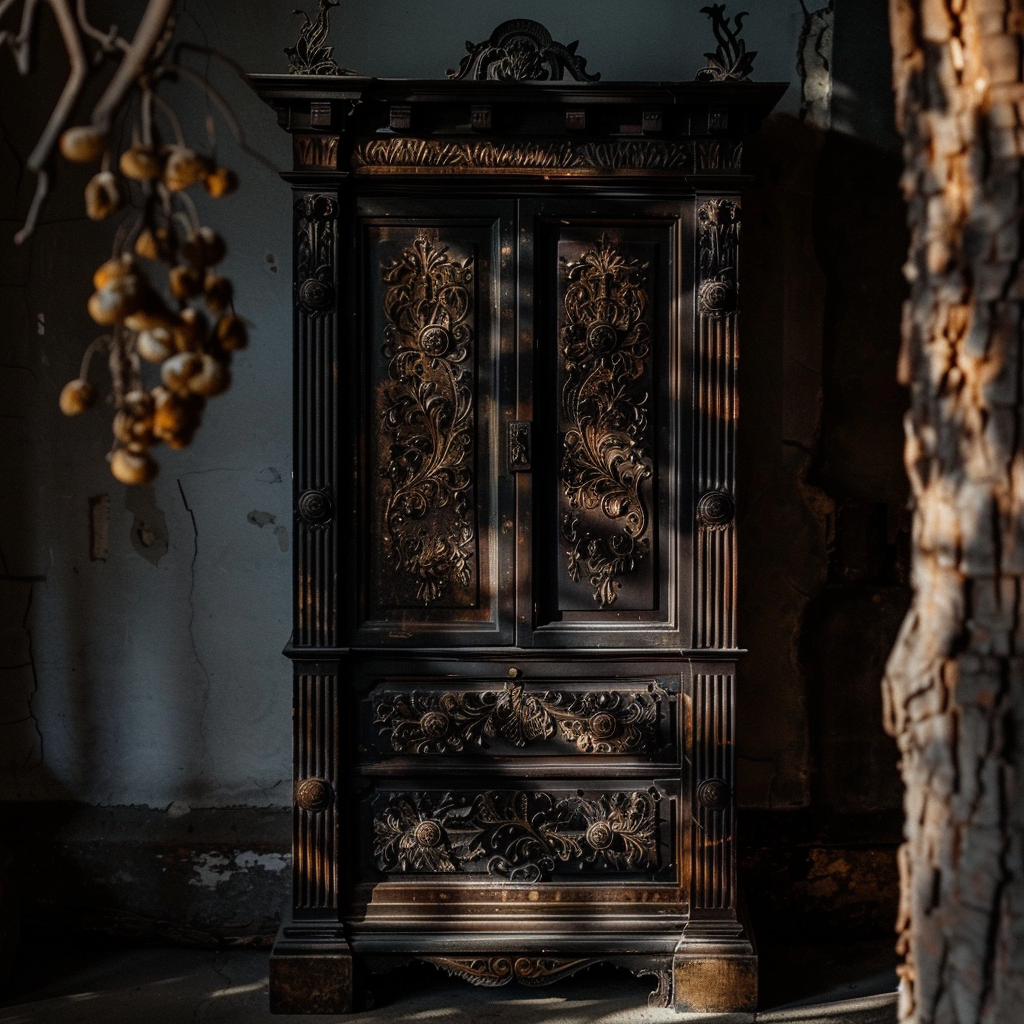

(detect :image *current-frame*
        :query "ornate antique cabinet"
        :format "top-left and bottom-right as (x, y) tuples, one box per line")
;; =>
(254, 17), (784, 1016)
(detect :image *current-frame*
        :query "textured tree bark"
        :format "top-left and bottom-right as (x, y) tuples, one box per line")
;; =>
(886, 2), (1024, 1023)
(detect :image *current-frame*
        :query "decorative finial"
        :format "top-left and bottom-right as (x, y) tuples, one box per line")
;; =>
(448, 19), (599, 82)
(285, 0), (357, 76)
(696, 5), (756, 82)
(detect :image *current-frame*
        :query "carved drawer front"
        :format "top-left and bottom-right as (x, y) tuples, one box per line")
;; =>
(365, 677), (676, 759)
(367, 783), (677, 883)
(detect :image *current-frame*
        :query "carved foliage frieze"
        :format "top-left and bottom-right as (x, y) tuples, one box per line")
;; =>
(373, 789), (660, 880)
(448, 19), (599, 82)
(697, 198), (740, 316)
(352, 138), (694, 174)
(374, 680), (663, 754)
(559, 237), (653, 607)
(378, 238), (476, 605)
(295, 193), (337, 315)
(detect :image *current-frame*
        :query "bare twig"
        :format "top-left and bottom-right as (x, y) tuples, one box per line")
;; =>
(75, 0), (128, 56)
(90, 0), (175, 133)
(149, 88), (184, 146)
(14, 0), (88, 243)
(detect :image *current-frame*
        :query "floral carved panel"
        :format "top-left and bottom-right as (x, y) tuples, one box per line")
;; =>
(558, 236), (655, 609)
(375, 237), (477, 607)
(374, 680), (665, 755)
(373, 788), (661, 881)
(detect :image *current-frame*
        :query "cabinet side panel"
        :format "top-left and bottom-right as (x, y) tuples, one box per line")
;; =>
(294, 673), (339, 910)
(293, 192), (340, 648)
(693, 197), (740, 650)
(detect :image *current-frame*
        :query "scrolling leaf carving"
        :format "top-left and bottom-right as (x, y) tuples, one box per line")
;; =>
(379, 238), (476, 604)
(374, 680), (663, 754)
(559, 237), (653, 607)
(421, 955), (598, 988)
(695, 4), (757, 82)
(373, 789), (660, 880)
(448, 19), (599, 82)
(697, 198), (740, 315)
(295, 193), (337, 315)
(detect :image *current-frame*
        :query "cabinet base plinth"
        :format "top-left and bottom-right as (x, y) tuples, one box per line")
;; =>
(269, 925), (353, 1014)
(672, 953), (757, 1015)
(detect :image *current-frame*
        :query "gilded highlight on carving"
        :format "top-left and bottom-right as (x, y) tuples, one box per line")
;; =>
(559, 236), (653, 607)
(374, 680), (663, 754)
(373, 789), (660, 880)
(378, 237), (476, 605)
(352, 138), (694, 174)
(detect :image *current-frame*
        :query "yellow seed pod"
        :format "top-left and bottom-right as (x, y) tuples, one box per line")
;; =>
(59, 125), (108, 163)
(163, 147), (213, 192)
(59, 379), (96, 416)
(169, 264), (204, 301)
(119, 146), (162, 181)
(134, 226), (174, 262)
(136, 327), (175, 364)
(171, 307), (208, 352)
(161, 351), (204, 395)
(215, 313), (248, 352)
(110, 447), (159, 486)
(85, 171), (122, 221)
(188, 354), (231, 397)
(203, 274), (233, 313)
(88, 276), (143, 326)
(204, 166), (239, 198)
(180, 226), (226, 267)
(93, 254), (135, 290)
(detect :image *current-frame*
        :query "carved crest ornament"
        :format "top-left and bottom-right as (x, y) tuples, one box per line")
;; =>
(378, 238), (476, 605)
(560, 237), (654, 607)
(448, 19), (599, 82)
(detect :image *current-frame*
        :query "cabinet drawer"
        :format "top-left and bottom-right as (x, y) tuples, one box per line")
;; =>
(364, 781), (678, 883)
(364, 677), (677, 759)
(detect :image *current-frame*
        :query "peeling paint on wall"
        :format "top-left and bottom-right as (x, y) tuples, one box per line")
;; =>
(189, 850), (290, 889)
(247, 510), (289, 552)
(125, 485), (169, 566)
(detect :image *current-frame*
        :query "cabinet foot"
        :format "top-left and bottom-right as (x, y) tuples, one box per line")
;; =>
(672, 952), (757, 1014)
(269, 924), (353, 1014)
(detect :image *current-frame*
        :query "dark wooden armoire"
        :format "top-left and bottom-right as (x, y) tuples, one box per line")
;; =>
(254, 18), (784, 1015)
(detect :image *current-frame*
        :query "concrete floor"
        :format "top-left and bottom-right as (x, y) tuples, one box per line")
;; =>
(0, 941), (898, 1024)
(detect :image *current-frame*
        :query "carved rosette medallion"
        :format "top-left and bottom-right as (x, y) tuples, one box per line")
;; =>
(697, 777), (731, 811)
(296, 776), (332, 812)
(374, 680), (663, 755)
(297, 488), (334, 528)
(421, 955), (598, 988)
(559, 237), (653, 607)
(697, 199), (740, 316)
(295, 193), (337, 316)
(378, 237), (476, 605)
(373, 789), (660, 880)
(697, 490), (735, 528)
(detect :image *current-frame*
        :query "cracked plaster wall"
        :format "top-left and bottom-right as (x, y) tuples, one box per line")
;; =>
(0, 0), (907, 937)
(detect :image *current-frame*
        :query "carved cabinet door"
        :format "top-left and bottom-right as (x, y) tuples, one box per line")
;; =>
(347, 197), (693, 649)
(519, 199), (693, 649)
(351, 200), (517, 646)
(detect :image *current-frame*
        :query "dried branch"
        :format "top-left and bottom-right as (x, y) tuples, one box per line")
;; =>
(75, 0), (128, 56)
(16, 0), (88, 242)
(90, 0), (174, 132)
